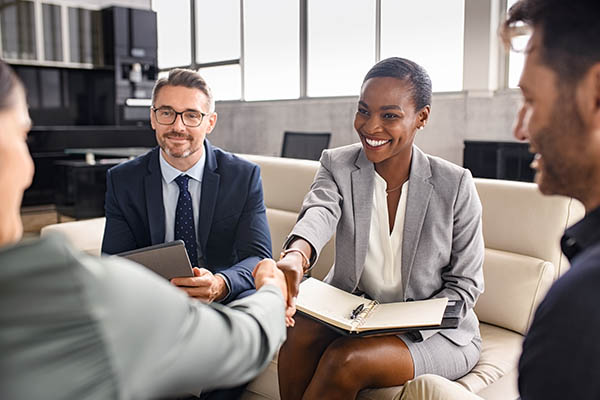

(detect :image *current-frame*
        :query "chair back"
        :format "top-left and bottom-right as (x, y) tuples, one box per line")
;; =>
(281, 131), (331, 161)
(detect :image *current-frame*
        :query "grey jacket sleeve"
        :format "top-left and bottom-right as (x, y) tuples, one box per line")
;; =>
(78, 254), (286, 399)
(288, 150), (343, 263)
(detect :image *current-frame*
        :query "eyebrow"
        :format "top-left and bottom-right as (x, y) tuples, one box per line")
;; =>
(358, 101), (404, 112)
(157, 105), (204, 113)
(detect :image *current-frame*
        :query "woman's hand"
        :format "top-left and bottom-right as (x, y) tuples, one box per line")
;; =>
(276, 252), (305, 327)
(253, 259), (288, 304)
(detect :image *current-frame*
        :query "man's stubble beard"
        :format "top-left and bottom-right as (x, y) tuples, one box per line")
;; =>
(535, 88), (593, 200)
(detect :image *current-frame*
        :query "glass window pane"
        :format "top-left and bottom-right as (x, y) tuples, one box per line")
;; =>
(43, 4), (63, 62)
(244, 0), (299, 101)
(507, 0), (529, 88)
(69, 7), (98, 64)
(381, 0), (464, 92)
(153, 0), (191, 69)
(195, 0), (240, 63)
(198, 64), (241, 101)
(0, 0), (36, 60)
(307, 0), (375, 97)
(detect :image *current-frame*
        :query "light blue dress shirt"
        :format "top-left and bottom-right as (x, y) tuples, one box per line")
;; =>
(159, 150), (205, 247)
(159, 150), (232, 300)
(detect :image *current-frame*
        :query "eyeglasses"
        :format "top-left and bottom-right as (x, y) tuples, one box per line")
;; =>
(151, 106), (208, 127)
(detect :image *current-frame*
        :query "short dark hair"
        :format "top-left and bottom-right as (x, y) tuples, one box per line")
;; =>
(363, 57), (432, 111)
(0, 60), (23, 112)
(502, 0), (600, 83)
(151, 68), (214, 112)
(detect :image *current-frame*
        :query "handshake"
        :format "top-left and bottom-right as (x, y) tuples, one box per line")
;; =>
(253, 253), (306, 327)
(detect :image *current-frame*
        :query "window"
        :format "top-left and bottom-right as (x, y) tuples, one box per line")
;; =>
(199, 64), (242, 101)
(380, 0), (465, 92)
(153, 0), (191, 69)
(195, 0), (241, 101)
(0, 0), (36, 60)
(244, 0), (299, 101)
(195, 0), (240, 63)
(307, 0), (375, 97)
(42, 3), (62, 61)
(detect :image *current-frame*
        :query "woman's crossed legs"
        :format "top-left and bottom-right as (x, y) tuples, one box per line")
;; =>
(278, 314), (415, 400)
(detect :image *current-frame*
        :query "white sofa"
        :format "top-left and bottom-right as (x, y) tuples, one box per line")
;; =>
(40, 154), (584, 400)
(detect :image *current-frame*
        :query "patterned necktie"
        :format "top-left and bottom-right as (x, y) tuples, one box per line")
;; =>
(174, 174), (198, 268)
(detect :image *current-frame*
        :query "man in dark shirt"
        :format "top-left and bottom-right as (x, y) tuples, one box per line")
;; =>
(502, 0), (600, 398)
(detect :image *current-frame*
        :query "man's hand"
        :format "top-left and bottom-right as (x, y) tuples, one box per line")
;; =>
(171, 268), (228, 303)
(253, 259), (288, 303)
(275, 252), (305, 327)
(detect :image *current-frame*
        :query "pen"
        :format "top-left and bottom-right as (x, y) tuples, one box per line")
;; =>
(350, 303), (365, 319)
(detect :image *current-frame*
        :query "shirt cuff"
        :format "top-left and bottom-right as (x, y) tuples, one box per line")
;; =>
(215, 273), (231, 303)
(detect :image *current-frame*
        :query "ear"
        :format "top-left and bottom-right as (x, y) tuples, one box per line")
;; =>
(591, 63), (600, 130)
(417, 105), (431, 130)
(205, 112), (218, 135)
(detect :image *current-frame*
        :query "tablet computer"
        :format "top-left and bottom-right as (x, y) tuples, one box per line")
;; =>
(117, 240), (194, 280)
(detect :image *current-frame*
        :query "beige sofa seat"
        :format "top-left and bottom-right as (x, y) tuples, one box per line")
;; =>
(40, 217), (106, 256)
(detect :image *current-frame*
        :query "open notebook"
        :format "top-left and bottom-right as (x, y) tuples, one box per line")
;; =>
(296, 278), (460, 336)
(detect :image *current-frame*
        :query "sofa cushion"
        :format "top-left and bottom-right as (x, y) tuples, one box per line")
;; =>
(457, 323), (523, 395)
(474, 249), (554, 335)
(474, 178), (583, 278)
(39, 217), (106, 256)
(239, 154), (319, 213)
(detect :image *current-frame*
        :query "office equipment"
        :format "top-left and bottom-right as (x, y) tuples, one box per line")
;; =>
(281, 131), (331, 161)
(296, 278), (452, 336)
(117, 240), (194, 280)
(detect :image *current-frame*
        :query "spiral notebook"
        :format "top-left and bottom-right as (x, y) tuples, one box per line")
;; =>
(296, 278), (457, 336)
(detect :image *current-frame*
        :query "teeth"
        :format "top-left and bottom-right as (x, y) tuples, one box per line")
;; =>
(365, 138), (389, 147)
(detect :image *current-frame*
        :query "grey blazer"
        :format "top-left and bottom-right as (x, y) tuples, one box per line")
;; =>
(289, 144), (484, 346)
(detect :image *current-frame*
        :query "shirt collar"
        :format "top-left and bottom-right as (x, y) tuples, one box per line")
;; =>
(561, 205), (600, 261)
(159, 149), (206, 184)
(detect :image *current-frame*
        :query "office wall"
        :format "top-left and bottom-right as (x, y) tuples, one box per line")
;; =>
(209, 89), (522, 166)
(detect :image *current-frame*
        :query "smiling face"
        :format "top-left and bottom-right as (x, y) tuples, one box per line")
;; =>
(514, 28), (598, 202)
(0, 86), (34, 246)
(151, 84), (217, 171)
(354, 77), (429, 168)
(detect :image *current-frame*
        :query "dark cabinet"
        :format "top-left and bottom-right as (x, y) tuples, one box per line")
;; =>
(463, 140), (535, 182)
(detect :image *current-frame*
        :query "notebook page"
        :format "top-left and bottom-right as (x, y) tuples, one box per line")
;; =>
(296, 278), (368, 330)
(359, 298), (448, 331)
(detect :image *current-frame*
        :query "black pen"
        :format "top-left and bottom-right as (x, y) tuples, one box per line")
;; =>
(350, 303), (365, 319)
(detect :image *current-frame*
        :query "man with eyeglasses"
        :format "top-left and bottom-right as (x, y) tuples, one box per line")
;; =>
(102, 69), (272, 310)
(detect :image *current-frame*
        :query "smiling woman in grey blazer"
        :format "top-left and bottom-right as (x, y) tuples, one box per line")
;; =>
(276, 57), (485, 400)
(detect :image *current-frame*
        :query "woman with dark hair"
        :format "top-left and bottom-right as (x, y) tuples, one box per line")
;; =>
(0, 60), (287, 399)
(276, 57), (485, 399)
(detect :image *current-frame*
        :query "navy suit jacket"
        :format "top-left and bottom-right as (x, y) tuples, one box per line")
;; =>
(101, 141), (272, 301)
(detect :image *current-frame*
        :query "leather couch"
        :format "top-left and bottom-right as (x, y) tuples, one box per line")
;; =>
(40, 153), (584, 400)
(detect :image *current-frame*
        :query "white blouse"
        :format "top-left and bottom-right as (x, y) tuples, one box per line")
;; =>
(358, 173), (409, 303)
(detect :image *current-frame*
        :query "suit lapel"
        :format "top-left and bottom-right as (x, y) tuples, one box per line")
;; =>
(351, 149), (374, 290)
(145, 148), (166, 245)
(199, 141), (220, 251)
(402, 146), (433, 296)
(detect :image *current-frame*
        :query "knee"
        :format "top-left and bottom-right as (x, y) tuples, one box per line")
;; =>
(317, 340), (363, 386)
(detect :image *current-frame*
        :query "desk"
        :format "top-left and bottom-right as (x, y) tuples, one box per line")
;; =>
(65, 147), (151, 164)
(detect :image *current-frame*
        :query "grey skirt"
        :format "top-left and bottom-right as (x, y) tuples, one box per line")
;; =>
(398, 333), (481, 380)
